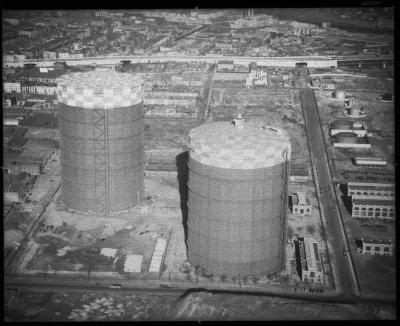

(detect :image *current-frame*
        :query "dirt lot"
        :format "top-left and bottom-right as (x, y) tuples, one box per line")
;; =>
(5, 290), (395, 321)
(18, 171), (186, 280)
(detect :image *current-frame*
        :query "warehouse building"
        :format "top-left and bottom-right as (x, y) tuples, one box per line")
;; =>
(352, 157), (387, 167)
(291, 192), (312, 216)
(360, 239), (393, 256)
(338, 168), (395, 183)
(351, 198), (395, 221)
(347, 181), (395, 200)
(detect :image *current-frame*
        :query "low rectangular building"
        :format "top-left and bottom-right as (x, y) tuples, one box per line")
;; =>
(351, 198), (395, 220)
(148, 237), (167, 278)
(291, 192), (312, 216)
(361, 239), (393, 256)
(289, 164), (310, 182)
(333, 139), (371, 149)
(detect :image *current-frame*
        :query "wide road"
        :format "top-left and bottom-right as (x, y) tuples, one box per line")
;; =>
(299, 88), (359, 298)
(3, 55), (339, 68)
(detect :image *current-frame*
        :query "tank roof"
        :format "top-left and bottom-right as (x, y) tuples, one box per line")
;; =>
(56, 70), (143, 109)
(335, 131), (357, 137)
(189, 120), (291, 169)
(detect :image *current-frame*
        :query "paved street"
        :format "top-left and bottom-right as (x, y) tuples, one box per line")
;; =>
(299, 88), (359, 298)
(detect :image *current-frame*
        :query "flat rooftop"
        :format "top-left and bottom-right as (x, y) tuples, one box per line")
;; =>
(352, 198), (395, 206)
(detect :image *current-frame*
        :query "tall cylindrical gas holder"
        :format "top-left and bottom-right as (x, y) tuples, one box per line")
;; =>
(57, 70), (145, 215)
(187, 119), (291, 276)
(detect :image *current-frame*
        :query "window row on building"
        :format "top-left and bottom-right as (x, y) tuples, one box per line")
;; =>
(360, 239), (393, 256)
(347, 185), (395, 200)
(352, 199), (395, 220)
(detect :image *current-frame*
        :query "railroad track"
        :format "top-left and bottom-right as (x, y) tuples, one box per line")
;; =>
(5, 274), (395, 305)
(4, 183), (61, 272)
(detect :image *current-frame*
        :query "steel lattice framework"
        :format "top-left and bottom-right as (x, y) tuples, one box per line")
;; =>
(187, 121), (291, 277)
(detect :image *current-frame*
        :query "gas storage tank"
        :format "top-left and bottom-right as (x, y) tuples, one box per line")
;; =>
(57, 70), (145, 215)
(334, 132), (358, 143)
(187, 119), (291, 276)
(331, 119), (353, 130)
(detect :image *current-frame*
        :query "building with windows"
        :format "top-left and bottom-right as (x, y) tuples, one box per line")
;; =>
(296, 237), (324, 284)
(347, 181), (395, 200)
(360, 239), (393, 256)
(347, 179), (395, 220)
(351, 199), (395, 221)
(337, 168), (395, 183)
(217, 60), (235, 71)
(291, 192), (312, 216)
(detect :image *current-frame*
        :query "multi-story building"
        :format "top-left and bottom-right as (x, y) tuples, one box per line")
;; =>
(338, 168), (395, 183)
(351, 198), (395, 221)
(296, 237), (324, 284)
(360, 239), (393, 256)
(347, 178), (395, 220)
(3, 81), (21, 93)
(291, 192), (312, 216)
(347, 181), (395, 200)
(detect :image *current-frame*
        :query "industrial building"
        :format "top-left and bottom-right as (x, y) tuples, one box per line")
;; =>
(330, 120), (368, 137)
(347, 181), (395, 200)
(187, 118), (291, 276)
(332, 132), (371, 149)
(359, 239), (393, 256)
(7, 160), (42, 176)
(291, 192), (312, 216)
(56, 70), (145, 215)
(296, 237), (324, 284)
(338, 168), (395, 183)
(346, 179), (395, 220)
(352, 157), (387, 167)
(351, 199), (395, 221)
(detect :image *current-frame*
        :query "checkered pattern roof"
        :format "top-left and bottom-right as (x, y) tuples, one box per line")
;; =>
(189, 120), (291, 169)
(56, 70), (143, 109)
